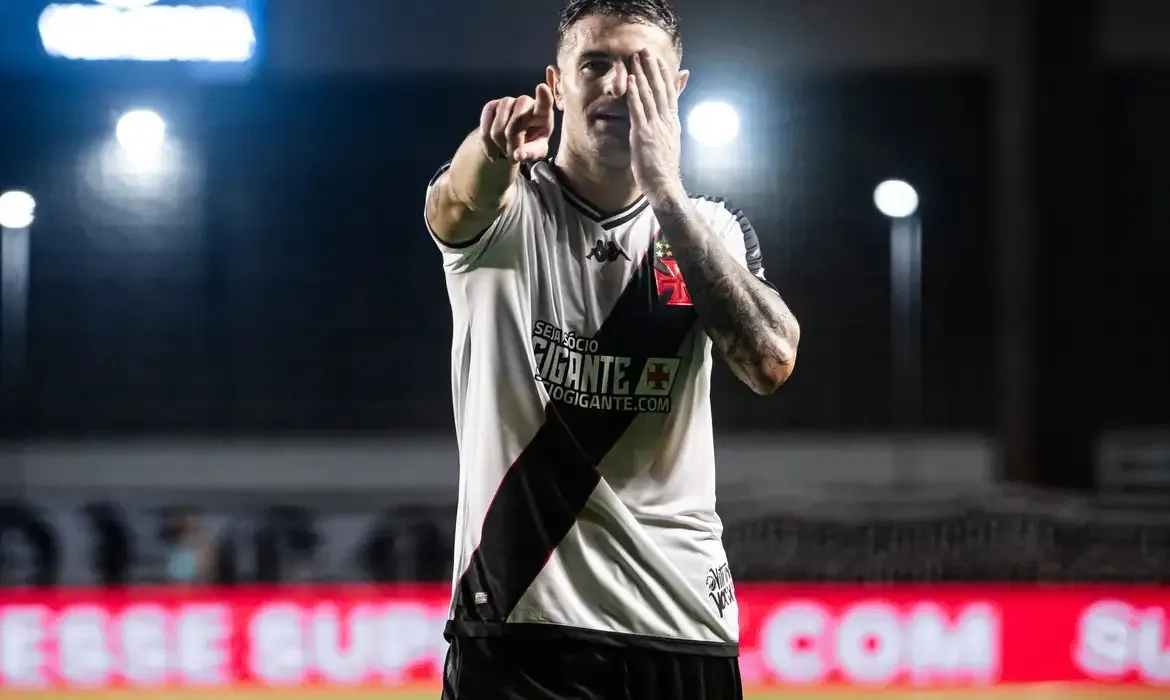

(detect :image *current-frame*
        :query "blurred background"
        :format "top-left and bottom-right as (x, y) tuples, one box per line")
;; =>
(0, 0), (1169, 695)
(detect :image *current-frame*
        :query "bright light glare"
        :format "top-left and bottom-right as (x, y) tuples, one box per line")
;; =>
(116, 110), (167, 157)
(0, 191), (37, 229)
(873, 180), (919, 218)
(686, 101), (740, 146)
(38, 3), (256, 62)
(92, 0), (158, 8)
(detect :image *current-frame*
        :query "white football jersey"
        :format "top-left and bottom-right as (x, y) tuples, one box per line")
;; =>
(425, 159), (768, 656)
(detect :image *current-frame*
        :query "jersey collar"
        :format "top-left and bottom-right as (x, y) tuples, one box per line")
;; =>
(548, 162), (650, 231)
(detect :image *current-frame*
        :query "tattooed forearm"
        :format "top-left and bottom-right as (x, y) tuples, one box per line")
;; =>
(651, 192), (800, 394)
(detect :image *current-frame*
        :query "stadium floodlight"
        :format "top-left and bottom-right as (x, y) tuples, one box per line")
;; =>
(686, 101), (740, 147)
(116, 109), (167, 157)
(38, 0), (256, 62)
(89, 0), (158, 7)
(873, 179), (919, 219)
(873, 178), (924, 458)
(0, 191), (36, 230)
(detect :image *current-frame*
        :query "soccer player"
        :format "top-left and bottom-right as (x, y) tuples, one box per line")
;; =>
(424, 1), (800, 697)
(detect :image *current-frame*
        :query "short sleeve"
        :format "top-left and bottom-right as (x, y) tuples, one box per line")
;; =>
(424, 161), (538, 273)
(697, 196), (775, 288)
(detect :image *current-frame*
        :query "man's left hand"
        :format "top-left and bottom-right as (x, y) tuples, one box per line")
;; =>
(627, 50), (686, 201)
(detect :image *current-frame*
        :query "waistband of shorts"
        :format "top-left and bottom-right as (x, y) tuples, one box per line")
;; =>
(445, 620), (739, 657)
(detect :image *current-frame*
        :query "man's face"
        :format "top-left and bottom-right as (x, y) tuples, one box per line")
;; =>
(548, 14), (688, 168)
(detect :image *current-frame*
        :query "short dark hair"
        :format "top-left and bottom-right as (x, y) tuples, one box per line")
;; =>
(557, 0), (683, 60)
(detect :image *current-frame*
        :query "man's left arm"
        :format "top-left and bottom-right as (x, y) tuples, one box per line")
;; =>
(624, 50), (799, 393)
(651, 191), (800, 394)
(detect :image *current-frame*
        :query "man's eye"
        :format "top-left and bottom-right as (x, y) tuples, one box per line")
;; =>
(581, 61), (608, 73)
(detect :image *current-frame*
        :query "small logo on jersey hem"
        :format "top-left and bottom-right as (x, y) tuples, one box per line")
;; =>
(706, 564), (736, 618)
(653, 235), (693, 306)
(586, 238), (629, 263)
(474, 592), (488, 605)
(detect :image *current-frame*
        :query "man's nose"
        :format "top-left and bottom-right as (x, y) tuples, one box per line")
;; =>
(603, 63), (630, 97)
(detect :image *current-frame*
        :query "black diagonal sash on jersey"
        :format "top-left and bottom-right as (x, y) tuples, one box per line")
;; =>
(448, 239), (697, 635)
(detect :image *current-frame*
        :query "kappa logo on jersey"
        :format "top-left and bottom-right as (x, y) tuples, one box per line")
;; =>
(531, 320), (680, 413)
(653, 235), (692, 306)
(705, 563), (736, 618)
(585, 238), (629, 263)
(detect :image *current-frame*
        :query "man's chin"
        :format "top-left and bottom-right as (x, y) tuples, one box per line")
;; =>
(594, 141), (632, 168)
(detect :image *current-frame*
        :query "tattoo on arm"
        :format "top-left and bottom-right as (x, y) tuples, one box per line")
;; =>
(654, 198), (799, 393)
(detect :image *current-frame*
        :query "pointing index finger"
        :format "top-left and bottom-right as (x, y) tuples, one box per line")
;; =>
(534, 83), (553, 113)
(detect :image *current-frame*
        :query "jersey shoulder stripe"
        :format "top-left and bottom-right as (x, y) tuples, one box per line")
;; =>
(690, 193), (768, 280)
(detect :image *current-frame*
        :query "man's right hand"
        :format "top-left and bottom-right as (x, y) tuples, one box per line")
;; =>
(426, 84), (554, 248)
(480, 84), (555, 163)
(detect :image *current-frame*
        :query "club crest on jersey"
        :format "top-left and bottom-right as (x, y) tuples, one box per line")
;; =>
(653, 234), (692, 306)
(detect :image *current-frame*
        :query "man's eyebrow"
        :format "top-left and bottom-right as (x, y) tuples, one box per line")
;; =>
(577, 50), (613, 62)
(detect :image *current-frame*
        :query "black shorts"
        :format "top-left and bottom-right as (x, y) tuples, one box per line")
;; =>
(442, 634), (743, 700)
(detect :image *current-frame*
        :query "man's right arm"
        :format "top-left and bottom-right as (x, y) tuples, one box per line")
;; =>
(425, 129), (520, 246)
(425, 87), (555, 246)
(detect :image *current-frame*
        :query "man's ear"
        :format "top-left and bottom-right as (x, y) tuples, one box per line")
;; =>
(546, 65), (564, 110)
(676, 69), (690, 95)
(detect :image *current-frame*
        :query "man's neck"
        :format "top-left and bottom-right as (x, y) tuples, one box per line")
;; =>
(554, 149), (641, 215)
